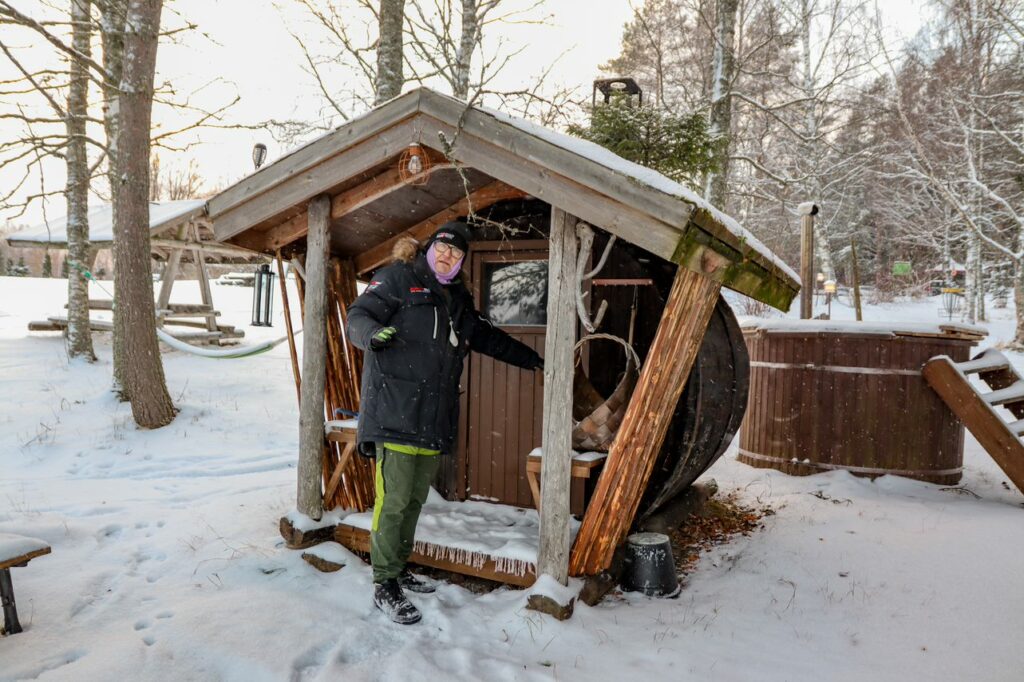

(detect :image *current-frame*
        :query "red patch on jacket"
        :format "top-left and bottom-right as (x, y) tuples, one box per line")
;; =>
(409, 287), (428, 293)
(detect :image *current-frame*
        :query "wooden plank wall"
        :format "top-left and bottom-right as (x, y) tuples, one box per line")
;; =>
(737, 330), (974, 483)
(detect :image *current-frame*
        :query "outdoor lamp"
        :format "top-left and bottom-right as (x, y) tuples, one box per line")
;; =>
(252, 143), (268, 170)
(399, 144), (431, 185)
(251, 263), (275, 327)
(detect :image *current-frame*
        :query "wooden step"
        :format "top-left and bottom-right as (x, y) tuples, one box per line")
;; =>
(983, 380), (1024, 407)
(923, 355), (1024, 494)
(954, 350), (1011, 375)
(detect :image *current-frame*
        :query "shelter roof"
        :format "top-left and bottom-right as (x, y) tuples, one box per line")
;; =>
(204, 88), (800, 309)
(6, 200), (205, 247)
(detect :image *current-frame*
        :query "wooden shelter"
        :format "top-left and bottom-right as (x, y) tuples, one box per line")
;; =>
(204, 87), (800, 585)
(8, 200), (261, 345)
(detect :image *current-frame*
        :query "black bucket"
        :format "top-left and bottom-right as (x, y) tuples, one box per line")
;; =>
(620, 532), (680, 597)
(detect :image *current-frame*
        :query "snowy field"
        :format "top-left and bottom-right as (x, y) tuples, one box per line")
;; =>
(1, 276), (1022, 681)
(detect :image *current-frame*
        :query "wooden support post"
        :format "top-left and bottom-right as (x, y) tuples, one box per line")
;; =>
(851, 238), (863, 322)
(297, 195), (331, 521)
(536, 208), (578, 585)
(190, 223), (217, 331)
(799, 204), (817, 319)
(277, 250), (301, 405)
(156, 224), (188, 312)
(569, 266), (722, 576)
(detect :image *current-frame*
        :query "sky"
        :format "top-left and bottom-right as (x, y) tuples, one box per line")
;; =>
(1, 0), (931, 229)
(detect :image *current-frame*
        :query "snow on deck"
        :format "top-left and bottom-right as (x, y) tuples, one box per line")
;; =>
(341, 490), (580, 577)
(5, 200), (205, 245)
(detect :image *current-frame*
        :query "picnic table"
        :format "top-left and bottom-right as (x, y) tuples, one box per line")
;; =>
(0, 533), (51, 635)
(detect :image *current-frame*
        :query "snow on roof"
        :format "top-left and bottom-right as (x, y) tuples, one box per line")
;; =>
(6, 200), (205, 246)
(741, 318), (988, 339)
(479, 102), (800, 284)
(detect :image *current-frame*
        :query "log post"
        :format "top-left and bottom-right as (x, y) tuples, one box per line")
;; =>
(799, 202), (818, 319)
(536, 208), (578, 585)
(569, 266), (722, 576)
(297, 195), (331, 521)
(156, 224), (187, 312)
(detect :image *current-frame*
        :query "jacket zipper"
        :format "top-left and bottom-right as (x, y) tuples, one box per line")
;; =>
(433, 307), (438, 339)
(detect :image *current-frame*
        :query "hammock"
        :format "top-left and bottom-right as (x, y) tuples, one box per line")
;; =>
(155, 327), (300, 359)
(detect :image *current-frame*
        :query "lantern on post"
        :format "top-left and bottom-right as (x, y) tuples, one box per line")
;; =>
(252, 263), (275, 327)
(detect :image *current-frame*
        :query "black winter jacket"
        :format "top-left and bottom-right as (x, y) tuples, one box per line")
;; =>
(347, 251), (541, 454)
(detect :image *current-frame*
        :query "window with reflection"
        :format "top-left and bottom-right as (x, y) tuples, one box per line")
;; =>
(482, 260), (548, 326)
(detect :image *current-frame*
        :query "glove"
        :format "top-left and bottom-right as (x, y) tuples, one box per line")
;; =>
(370, 326), (397, 350)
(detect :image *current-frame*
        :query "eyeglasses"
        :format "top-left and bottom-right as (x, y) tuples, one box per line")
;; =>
(433, 241), (465, 259)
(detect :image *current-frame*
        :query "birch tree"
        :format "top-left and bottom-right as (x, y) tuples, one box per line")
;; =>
(703, 0), (740, 208)
(375, 0), (406, 102)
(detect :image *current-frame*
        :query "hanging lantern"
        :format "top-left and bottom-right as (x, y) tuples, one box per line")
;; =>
(399, 144), (432, 185)
(251, 263), (275, 327)
(252, 143), (268, 170)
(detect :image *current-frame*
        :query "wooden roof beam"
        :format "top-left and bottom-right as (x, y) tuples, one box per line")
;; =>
(354, 180), (527, 275)
(233, 155), (455, 254)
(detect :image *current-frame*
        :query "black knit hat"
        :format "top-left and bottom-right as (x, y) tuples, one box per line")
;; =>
(429, 221), (471, 254)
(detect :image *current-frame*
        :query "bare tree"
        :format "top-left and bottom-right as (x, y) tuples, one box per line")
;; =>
(113, 0), (175, 428)
(376, 0), (406, 102)
(703, 0), (740, 207)
(65, 0), (97, 362)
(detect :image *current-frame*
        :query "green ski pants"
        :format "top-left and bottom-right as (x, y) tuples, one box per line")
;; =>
(370, 446), (440, 583)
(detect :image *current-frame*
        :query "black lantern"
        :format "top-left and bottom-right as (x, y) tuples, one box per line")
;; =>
(251, 263), (275, 326)
(252, 143), (268, 170)
(592, 77), (642, 107)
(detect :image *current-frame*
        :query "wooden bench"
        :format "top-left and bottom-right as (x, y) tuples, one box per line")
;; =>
(324, 419), (359, 503)
(0, 533), (51, 635)
(525, 447), (608, 511)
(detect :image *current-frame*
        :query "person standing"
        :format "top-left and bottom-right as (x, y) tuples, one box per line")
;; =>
(346, 221), (543, 624)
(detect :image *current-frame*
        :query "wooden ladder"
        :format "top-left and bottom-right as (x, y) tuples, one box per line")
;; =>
(922, 348), (1024, 493)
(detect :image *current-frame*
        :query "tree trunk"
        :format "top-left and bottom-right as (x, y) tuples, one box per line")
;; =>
(453, 0), (478, 100)
(113, 0), (175, 429)
(65, 0), (96, 362)
(702, 0), (739, 208)
(1014, 258), (1024, 346)
(98, 0), (129, 396)
(375, 0), (406, 104)
(965, 231), (979, 323)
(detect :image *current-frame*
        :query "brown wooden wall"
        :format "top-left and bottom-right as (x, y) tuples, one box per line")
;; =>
(738, 329), (977, 485)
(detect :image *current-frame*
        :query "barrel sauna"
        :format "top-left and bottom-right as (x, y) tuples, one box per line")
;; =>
(738, 320), (987, 485)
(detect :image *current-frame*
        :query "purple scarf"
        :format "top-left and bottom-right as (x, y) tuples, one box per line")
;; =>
(426, 247), (464, 284)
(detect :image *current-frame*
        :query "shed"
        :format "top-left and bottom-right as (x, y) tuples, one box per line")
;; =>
(204, 87), (800, 585)
(7, 200), (261, 344)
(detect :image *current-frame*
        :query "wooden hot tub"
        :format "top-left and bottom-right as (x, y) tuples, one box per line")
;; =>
(738, 320), (986, 484)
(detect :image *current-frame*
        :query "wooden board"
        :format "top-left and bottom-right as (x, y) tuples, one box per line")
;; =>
(0, 546), (50, 571)
(923, 356), (1024, 493)
(569, 266), (722, 576)
(334, 525), (536, 587)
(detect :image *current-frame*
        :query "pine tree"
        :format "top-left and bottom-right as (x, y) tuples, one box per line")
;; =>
(42, 252), (53, 277)
(568, 96), (717, 189)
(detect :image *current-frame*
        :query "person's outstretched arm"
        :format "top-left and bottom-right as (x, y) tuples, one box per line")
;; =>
(469, 311), (543, 370)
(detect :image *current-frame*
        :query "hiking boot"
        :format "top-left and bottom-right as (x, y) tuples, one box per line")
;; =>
(373, 579), (421, 625)
(399, 570), (436, 594)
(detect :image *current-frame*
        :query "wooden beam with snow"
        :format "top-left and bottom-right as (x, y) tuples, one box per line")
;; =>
(535, 208), (578, 585)
(569, 266), (722, 576)
(296, 195), (331, 521)
(211, 118), (424, 244)
(354, 180), (527, 275)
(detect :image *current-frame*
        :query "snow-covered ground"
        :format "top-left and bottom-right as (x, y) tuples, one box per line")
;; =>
(1, 277), (1021, 681)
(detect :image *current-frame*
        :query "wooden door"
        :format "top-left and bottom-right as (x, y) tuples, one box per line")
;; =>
(461, 240), (548, 507)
